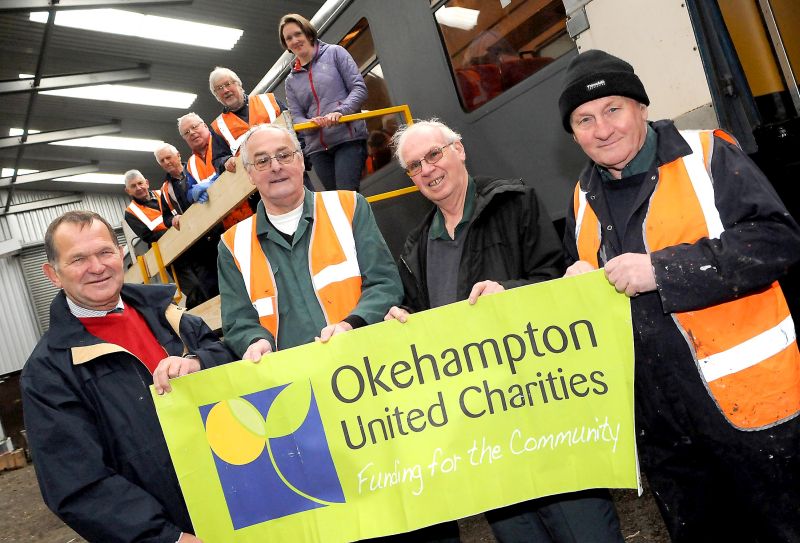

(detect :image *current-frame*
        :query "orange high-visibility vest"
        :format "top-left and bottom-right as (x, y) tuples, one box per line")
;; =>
(186, 136), (216, 184)
(126, 190), (167, 232)
(222, 191), (363, 347)
(211, 93), (281, 155)
(573, 129), (800, 430)
(160, 180), (180, 217)
(189, 135), (254, 229)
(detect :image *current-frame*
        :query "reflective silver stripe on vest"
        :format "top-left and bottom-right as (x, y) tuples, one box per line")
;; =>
(700, 315), (796, 382)
(127, 202), (163, 231)
(312, 192), (361, 291)
(231, 216), (274, 317)
(680, 130), (724, 239)
(575, 188), (588, 241)
(215, 95), (278, 156)
(215, 114), (241, 155)
(188, 155), (216, 184)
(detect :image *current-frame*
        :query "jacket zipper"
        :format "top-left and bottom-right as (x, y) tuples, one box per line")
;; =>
(307, 65), (328, 151)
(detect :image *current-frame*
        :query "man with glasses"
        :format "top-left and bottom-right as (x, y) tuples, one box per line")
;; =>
(208, 67), (288, 175)
(384, 119), (624, 542)
(153, 142), (220, 309)
(217, 123), (402, 361)
(178, 112), (254, 229)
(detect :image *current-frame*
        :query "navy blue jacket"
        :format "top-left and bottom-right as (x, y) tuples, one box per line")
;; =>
(21, 284), (236, 543)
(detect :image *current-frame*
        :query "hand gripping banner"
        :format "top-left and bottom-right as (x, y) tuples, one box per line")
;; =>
(153, 270), (638, 542)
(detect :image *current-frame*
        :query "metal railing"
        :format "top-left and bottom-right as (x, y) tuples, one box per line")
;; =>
(128, 104), (417, 291)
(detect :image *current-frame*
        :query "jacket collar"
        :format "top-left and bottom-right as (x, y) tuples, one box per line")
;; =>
(255, 188), (314, 248)
(471, 176), (526, 221)
(223, 93), (249, 115)
(46, 283), (178, 352)
(291, 42), (325, 73)
(577, 120), (691, 194)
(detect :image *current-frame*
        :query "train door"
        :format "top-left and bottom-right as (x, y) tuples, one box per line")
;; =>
(688, 0), (799, 320)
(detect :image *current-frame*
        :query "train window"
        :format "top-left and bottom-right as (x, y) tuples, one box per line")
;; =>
(339, 18), (398, 175)
(432, 0), (573, 112)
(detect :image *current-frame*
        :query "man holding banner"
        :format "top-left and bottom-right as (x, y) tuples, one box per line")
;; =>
(217, 123), (403, 360)
(385, 119), (623, 542)
(21, 210), (237, 543)
(559, 49), (800, 541)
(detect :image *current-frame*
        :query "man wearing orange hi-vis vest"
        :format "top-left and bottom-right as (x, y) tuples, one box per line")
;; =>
(207, 66), (288, 175)
(217, 123), (402, 362)
(178, 112), (253, 230)
(123, 169), (167, 248)
(558, 50), (800, 542)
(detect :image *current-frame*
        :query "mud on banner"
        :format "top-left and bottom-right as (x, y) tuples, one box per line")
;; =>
(153, 270), (638, 542)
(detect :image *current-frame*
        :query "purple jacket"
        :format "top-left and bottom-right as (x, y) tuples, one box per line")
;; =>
(285, 41), (368, 155)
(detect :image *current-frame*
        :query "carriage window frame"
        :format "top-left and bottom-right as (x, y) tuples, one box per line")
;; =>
(338, 17), (398, 177)
(431, 0), (574, 113)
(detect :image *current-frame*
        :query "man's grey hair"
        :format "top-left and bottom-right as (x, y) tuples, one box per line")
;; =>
(153, 142), (179, 160)
(391, 118), (462, 168)
(208, 66), (242, 94)
(177, 112), (204, 133)
(240, 124), (303, 166)
(123, 169), (145, 187)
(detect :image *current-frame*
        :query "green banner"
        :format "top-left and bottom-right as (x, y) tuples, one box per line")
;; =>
(154, 270), (637, 542)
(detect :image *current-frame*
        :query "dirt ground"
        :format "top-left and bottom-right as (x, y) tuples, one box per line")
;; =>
(0, 463), (668, 543)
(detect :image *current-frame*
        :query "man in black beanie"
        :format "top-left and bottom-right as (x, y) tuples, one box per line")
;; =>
(559, 49), (800, 542)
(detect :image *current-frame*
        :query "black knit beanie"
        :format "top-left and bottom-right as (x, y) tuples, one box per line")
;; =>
(558, 49), (649, 133)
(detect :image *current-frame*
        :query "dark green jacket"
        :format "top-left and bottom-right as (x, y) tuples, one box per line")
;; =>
(218, 189), (402, 355)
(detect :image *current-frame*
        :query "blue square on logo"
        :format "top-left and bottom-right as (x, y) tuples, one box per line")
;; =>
(200, 383), (345, 529)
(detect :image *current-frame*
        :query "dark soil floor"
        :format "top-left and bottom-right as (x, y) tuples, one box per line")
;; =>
(0, 463), (668, 543)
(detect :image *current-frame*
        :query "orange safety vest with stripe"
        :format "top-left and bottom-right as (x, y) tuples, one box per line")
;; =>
(211, 93), (282, 156)
(573, 129), (800, 430)
(188, 135), (254, 230)
(186, 135), (216, 184)
(126, 190), (167, 232)
(221, 191), (363, 346)
(160, 180), (181, 217)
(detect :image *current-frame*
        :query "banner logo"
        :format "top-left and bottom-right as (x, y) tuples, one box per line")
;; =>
(200, 382), (345, 529)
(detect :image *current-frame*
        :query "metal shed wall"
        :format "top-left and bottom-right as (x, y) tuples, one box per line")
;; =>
(0, 256), (41, 374)
(0, 189), (129, 244)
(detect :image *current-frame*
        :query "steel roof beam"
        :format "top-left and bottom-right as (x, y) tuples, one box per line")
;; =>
(0, 122), (121, 149)
(0, 163), (100, 187)
(0, 0), (192, 12)
(0, 66), (150, 95)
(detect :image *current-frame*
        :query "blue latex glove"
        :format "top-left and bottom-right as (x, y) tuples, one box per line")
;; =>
(188, 175), (217, 203)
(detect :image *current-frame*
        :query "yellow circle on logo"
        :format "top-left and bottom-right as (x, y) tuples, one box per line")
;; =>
(205, 398), (266, 465)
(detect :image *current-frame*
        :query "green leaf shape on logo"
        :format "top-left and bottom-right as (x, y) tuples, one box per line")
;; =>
(227, 397), (268, 439)
(264, 382), (312, 438)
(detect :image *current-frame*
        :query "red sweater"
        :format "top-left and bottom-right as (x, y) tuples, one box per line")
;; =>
(79, 304), (167, 373)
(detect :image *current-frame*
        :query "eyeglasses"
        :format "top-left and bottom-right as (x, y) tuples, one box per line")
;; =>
(246, 150), (299, 171)
(404, 142), (457, 177)
(180, 122), (204, 137)
(214, 80), (238, 93)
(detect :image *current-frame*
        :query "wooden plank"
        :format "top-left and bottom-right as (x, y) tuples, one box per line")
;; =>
(0, 449), (27, 471)
(124, 264), (143, 284)
(187, 295), (222, 332)
(143, 161), (255, 276)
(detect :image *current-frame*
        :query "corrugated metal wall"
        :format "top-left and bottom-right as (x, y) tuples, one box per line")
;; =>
(0, 256), (41, 374)
(0, 188), (130, 374)
(0, 189), (129, 244)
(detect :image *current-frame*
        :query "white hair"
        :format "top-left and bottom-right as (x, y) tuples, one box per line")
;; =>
(176, 112), (204, 132)
(208, 66), (242, 94)
(239, 123), (302, 166)
(123, 169), (145, 187)
(153, 142), (179, 160)
(391, 118), (462, 167)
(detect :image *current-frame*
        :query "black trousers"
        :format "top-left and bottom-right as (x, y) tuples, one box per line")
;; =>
(365, 490), (622, 543)
(173, 235), (219, 310)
